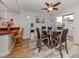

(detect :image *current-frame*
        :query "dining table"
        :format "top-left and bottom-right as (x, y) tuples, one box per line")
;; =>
(40, 29), (62, 48)
(47, 30), (62, 48)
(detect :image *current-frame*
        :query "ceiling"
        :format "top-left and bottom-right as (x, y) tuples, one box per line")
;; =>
(1, 0), (79, 13)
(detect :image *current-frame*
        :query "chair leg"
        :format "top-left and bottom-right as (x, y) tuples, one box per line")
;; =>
(54, 41), (57, 49)
(60, 47), (63, 58)
(39, 47), (41, 52)
(47, 37), (50, 48)
(65, 41), (68, 54)
(37, 40), (41, 52)
(12, 39), (16, 46)
(21, 37), (23, 42)
(36, 41), (39, 48)
(59, 42), (63, 58)
(13, 39), (16, 47)
(38, 41), (41, 52)
(19, 38), (22, 48)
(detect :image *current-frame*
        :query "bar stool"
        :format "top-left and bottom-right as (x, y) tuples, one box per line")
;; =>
(12, 29), (23, 48)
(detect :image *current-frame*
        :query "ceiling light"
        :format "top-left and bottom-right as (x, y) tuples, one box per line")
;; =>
(26, 16), (30, 19)
(48, 7), (53, 11)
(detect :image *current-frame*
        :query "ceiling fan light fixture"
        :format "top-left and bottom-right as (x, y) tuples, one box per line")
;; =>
(41, 2), (61, 12)
(48, 7), (53, 11)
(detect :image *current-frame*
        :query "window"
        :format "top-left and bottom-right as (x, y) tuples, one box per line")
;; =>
(63, 14), (74, 21)
(56, 16), (62, 27)
(57, 16), (62, 23)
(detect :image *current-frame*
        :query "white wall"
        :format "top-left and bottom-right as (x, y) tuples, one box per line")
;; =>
(15, 11), (53, 38)
(50, 14), (57, 31)
(51, 4), (79, 44)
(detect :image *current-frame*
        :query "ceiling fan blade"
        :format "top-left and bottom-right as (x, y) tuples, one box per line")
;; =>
(53, 2), (61, 7)
(45, 2), (49, 6)
(53, 8), (58, 10)
(41, 8), (48, 10)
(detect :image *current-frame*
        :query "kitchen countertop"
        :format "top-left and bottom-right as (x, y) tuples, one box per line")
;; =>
(0, 27), (20, 35)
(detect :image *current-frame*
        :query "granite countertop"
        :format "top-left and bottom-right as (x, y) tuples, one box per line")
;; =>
(0, 27), (20, 35)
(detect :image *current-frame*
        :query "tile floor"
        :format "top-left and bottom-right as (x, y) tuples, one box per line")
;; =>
(3, 38), (79, 58)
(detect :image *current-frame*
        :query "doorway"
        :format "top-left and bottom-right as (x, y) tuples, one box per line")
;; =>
(56, 13), (74, 42)
(63, 14), (74, 42)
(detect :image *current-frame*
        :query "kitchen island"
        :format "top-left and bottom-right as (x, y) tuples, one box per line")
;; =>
(0, 27), (20, 57)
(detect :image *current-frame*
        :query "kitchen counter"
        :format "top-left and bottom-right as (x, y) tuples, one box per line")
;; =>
(0, 27), (20, 35)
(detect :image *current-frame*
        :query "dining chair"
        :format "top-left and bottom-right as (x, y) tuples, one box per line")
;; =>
(52, 29), (68, 58)
(12, 28), (24, 48)
(36, 28), (49, 52)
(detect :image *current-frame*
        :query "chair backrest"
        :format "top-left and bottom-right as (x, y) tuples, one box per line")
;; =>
(61, 29), (68, 43)
(36, 28), (40, 39)
(16, 28), (24, 38)
(42, 30), (48, 36)
(57, 27), (63, 30)
(42, 26), (46, 30)
(41, 26), (46, 35)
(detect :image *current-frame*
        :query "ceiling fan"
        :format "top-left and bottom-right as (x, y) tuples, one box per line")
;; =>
(41, 2), (61, 12)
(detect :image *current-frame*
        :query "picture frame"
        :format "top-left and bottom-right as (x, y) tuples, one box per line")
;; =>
(36, 16), (45, 23)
